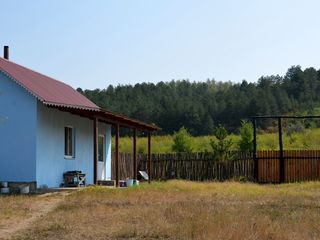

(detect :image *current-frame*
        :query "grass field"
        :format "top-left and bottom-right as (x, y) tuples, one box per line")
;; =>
(2, 181), (320, 240)
(114, 128), (320, 153)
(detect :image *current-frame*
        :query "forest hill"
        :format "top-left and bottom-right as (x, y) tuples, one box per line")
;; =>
(77, 65), (320, 136)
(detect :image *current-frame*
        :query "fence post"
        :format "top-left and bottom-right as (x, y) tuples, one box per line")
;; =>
(148, 132), (152, 183)
(252, 118), (258, 182)
(278, 117), (285, 183)
(133, 128), (137, 180)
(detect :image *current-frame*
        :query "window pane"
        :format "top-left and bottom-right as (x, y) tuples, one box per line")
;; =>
(98, 136), (104, 162)
(64, 127), (69, 156)
(69, 128), (73, 156)
(65, 127), (74, 157)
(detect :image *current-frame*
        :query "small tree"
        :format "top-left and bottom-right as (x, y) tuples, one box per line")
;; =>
(210, 125), (233, 161)
(172, 127), (193, 153)
(238, 120), (254, 152)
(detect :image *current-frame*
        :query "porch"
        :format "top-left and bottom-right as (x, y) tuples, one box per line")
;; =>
(54, 106), (160, 187)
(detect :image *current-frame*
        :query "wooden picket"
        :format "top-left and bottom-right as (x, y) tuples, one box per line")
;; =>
(254, 150), (320, 183)
(112, 151), (254, 181)
(111, 150), (320, 183)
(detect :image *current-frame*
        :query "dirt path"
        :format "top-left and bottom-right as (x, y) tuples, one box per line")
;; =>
(0, 191), (71, 240)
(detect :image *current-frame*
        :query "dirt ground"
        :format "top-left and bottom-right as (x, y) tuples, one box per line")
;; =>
(0, 191), (71, 240)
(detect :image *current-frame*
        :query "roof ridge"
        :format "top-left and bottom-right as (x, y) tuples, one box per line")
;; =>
(0, 57), (100, 111)
(0, 57), (71, 88)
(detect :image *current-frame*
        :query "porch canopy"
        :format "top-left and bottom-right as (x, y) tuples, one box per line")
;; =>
(52, 105), (160, 186)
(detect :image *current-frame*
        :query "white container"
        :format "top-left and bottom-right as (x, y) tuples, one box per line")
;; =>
(1, 182), (8, 188)
(126, 179), (134, 187)
(19, 185), (30, 194)
(1, 187), (10, 194)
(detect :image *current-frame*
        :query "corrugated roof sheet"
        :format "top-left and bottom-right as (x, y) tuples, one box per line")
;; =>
(0, 57), (100, 111)
(0, 57), (160, 131)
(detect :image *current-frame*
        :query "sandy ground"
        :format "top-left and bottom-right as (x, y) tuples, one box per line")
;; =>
(0, 191), (70, 240)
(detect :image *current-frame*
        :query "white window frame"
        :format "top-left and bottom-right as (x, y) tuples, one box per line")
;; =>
(64, 126), (75, 159)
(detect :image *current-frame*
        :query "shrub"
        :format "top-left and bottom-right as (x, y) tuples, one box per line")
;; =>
(210, 125), (233, 161)
(172, 127), (193, 153)
(238, 120), (254, 152)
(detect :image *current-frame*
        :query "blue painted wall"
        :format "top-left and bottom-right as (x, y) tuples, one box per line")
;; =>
(0, 71), (112, 188)
(36, 104), (112, 187)
(0, 72), (37, 182)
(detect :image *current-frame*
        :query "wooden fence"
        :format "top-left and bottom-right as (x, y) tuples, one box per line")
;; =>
(112, 150), (320, 183)
(112, 152), (254, 181)
(257, 150), (320, 183)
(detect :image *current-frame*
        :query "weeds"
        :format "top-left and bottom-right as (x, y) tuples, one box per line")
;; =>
(114, 128), (320, 153)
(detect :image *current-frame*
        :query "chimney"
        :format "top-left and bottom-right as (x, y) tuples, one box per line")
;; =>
(3, 46), (9, 60)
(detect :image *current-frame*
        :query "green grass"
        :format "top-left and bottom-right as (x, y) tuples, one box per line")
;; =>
(113, 128), (320, 153)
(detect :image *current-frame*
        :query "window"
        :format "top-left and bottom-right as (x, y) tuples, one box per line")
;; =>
(98, 135), (105, 162)
(65, 126), (75, 158)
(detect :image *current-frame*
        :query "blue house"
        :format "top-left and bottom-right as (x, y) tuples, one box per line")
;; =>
(0, 46), (159, 188)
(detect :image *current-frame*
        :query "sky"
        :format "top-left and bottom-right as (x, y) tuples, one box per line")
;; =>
(1, 0), (320, 89)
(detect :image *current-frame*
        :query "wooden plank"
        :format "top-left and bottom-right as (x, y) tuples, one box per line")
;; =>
(278, 118), (285, 183)
(275, 150), (279, 183)
(115, 124), (120, 187)
(148, 132), (152, 183)
(253, 119), (258, 181)
(301, 150), (304, 181)
(93, 117), (99, 184)
(133, 128), (137, 179)
(275, 151), (278, 182)
(288, 150), (292, 182)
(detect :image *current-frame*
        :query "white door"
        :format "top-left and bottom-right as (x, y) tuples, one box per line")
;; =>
(97, 135), (105, 180)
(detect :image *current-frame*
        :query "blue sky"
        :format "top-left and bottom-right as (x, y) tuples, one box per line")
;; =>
(1, 0), (320, 89)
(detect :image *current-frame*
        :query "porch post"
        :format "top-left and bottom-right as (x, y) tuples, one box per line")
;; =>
(115, 123), (120, 187)
(148, 132), (152, 183)
(93, 117), (98, 184)
(133, 128), (137, 179)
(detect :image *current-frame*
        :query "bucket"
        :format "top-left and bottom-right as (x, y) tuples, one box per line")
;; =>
(119, 180), (127, 188)
(126, 179), (134, 187)
(1, 187), (10, 194)
(19, 185), (30, 194)
(133, 180), (139, 186)
(1, 182), (8, 188)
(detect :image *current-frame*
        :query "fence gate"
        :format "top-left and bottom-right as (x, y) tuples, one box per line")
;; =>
(252, 115), (320, 183)
(256, 150), (320, 183)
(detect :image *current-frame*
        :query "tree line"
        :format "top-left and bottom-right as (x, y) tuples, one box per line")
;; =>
(77, 65), (320, 136)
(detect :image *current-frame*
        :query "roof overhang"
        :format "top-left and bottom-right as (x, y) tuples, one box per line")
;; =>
(50, 105), (161, 132)
(97, 108), (161, 131)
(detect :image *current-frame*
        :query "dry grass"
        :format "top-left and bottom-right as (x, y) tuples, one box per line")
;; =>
(0, 195), (35, 230)
(0, 192), (69, 240)
(9, 181), (320, 240)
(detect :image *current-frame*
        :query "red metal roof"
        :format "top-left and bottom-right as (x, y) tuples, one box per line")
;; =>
(0, 57), (100, 111)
